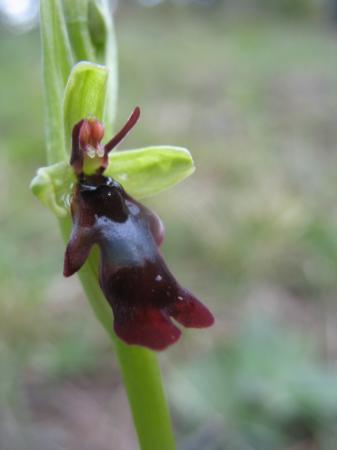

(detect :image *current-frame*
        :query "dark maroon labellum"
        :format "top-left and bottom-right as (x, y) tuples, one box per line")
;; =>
(64, 109), (214, 350)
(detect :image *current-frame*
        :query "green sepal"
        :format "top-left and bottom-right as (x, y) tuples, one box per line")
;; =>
(63, 61), (109, 145)
(30, 145), (194, 216)
(30, 162), (74, 218)
(105, 145), (195, 198)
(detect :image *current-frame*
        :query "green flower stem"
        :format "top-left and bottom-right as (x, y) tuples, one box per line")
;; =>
(39, 2), (176, 449)
(115, 343), (176, 450)
(60, 221), (176, 450)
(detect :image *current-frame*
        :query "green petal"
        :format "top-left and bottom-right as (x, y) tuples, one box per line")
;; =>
(104, 145), (195, 198)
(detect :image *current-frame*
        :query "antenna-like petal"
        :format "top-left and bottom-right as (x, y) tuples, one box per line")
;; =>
(105, 106), (141, 153)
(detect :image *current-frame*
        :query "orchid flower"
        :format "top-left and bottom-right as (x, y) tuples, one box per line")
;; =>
(64, 108), (214, 350)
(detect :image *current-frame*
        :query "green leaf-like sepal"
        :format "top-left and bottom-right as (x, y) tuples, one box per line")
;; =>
(63, 61), (109, 144)
(106, 145), (195, 198)
(30, 145), (194, 216)
(30, 162), (74, 217)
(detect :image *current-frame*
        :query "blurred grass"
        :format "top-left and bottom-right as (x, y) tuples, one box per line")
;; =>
(2, 4), (337, 449)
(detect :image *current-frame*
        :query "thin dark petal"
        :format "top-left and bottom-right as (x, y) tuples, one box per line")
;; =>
(104, 107), (141, 153)
(63, 228), (94, 276)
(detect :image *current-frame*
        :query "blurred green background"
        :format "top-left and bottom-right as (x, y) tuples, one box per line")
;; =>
(2, 0), (337, 449)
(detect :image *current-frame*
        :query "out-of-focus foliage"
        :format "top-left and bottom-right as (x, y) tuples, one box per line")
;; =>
(171, 322), (337, 450)
(2, 2), (337, 449)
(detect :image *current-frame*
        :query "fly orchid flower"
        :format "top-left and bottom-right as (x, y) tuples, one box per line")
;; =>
(63, 107), (214, 350)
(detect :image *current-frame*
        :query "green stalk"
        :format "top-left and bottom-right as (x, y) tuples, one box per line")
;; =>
(62, 0), (96, 61)
(39, 2), (176, 449)
(40, 0), (73, 163)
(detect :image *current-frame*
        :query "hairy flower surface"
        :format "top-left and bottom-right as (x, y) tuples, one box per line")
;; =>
(64, 109), (214, 350)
